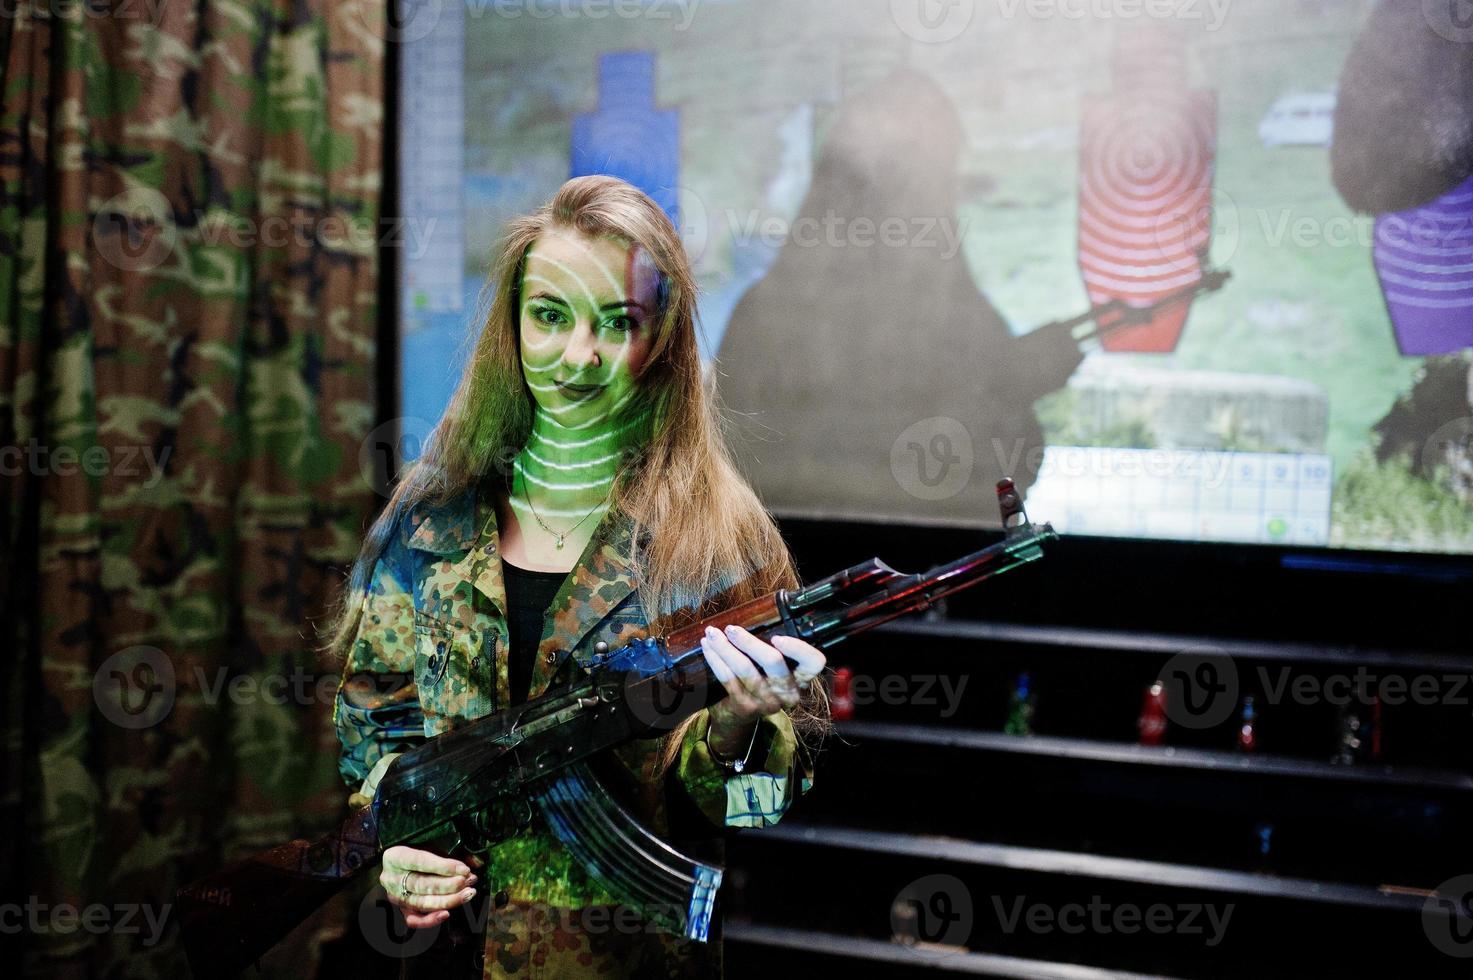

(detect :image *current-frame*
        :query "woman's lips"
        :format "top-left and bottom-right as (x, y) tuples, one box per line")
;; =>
(555, 380), (604, 399)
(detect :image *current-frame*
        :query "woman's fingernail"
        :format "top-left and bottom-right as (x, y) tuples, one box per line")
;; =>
(705, 625), (719, 638)
(724, 624), (740, 637)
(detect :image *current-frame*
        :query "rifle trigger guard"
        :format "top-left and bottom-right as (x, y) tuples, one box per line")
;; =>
(451, 793), (537, 862)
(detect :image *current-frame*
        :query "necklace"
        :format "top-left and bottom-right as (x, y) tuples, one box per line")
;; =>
(515, 460), (611, 550)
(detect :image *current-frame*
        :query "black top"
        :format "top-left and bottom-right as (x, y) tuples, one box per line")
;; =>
(502, 559), (568, 706)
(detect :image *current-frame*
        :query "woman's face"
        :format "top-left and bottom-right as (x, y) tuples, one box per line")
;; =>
(518, 228), (659, 431)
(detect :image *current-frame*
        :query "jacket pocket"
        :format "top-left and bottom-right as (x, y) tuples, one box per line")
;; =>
(412, 610), (455, 693)
(413, 609), (495, 731)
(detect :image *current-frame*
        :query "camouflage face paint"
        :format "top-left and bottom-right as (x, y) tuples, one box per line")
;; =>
(515, 230), (658, 517)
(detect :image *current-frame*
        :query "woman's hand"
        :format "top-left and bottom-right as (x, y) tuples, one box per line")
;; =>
(379, 845), (478, 929)
(699, 624), (826, 739)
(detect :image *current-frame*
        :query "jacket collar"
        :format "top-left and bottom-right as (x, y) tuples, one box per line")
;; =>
(405, 487), (480, 555)
(404, 477), (644, 698)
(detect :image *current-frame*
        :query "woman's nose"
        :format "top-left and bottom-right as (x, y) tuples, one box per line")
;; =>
(561, 320), (601, 370)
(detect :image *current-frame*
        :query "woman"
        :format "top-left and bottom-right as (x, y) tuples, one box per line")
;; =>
(329, 174), (831, 979)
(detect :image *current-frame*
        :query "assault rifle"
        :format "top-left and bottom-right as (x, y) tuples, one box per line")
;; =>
(1054, 265), (1232, 344)
(177, 479), (1059, 975)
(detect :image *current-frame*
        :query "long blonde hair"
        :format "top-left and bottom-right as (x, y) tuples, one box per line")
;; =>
(326, 174), (829, 778)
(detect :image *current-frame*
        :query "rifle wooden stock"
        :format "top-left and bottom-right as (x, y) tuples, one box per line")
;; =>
(177, 805), (379, 975)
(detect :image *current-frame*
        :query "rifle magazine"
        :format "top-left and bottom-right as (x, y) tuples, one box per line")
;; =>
(531, 760), (723, 942)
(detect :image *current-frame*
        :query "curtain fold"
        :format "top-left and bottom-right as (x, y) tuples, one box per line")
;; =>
(0, 2), (385, 975)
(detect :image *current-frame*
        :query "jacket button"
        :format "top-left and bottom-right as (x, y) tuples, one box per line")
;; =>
(594, 641), (609, 655)
(494, 889), (509, 908)
(545, 650), (558, 665)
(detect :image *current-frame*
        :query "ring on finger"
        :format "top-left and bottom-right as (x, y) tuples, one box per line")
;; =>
(400, 870), (414, 897)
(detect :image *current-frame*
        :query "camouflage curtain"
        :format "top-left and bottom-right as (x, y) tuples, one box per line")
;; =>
(1, 1), (384, 976)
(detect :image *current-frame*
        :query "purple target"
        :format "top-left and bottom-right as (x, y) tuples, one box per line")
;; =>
(1372, 171), (1473, 356)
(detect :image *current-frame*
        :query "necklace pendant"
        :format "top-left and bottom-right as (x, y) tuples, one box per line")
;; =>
(555, 534), (565, 549)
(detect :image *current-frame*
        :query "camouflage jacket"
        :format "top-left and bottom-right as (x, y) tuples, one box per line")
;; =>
(332, 476), (813, 911)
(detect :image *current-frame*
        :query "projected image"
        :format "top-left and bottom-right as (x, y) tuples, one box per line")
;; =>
(399, 0), (1473, 554)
